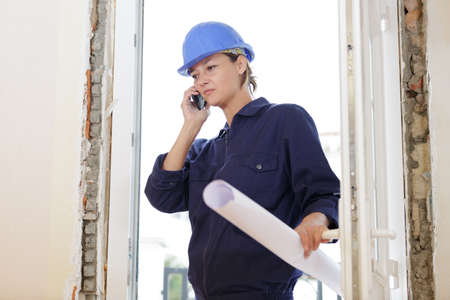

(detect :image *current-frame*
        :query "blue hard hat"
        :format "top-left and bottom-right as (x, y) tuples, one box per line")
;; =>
(177, 21), (255, 76)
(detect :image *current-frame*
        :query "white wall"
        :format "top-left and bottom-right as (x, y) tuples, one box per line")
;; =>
(427, 1), (450, 299)
(0, 1), (89, 299)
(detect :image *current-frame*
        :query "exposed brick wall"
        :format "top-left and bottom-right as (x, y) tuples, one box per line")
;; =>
(398, 0), (434, 299)
(79, 0), (115, 299)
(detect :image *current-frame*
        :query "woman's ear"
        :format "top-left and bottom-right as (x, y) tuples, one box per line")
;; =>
(236, 55), (248, 75)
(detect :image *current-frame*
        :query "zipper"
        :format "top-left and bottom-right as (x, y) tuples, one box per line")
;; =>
(225, 128), (231, 156)
(225, 129), (228, 156)
(202, 128), (231, 296)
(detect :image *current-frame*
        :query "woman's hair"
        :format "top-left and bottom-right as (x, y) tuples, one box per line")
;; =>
(222, 52), (257, 94)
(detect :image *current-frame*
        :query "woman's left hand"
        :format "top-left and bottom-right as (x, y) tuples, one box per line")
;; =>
(294, 212), (330, 258)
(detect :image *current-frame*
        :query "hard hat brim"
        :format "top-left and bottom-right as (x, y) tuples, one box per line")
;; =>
(177, 43), (254, 77)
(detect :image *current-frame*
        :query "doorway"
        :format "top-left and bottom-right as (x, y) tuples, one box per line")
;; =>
(138, 1), (342, 299)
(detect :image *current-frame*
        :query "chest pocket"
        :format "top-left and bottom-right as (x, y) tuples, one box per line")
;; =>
(243, 152), (278, 173)
(226, 152), (280, 210)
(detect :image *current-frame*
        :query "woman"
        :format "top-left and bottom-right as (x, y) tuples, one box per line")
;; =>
(145, 21), (340, 300)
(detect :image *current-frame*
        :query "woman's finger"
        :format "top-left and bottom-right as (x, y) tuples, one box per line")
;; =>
(183, 86), (197, 100)
(299, 230), (312, 258)
(312, 227), (324, 250)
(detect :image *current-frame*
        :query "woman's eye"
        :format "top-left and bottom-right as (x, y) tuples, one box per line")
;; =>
(192, 74), (198, 80)
(207, 65), (217, 71)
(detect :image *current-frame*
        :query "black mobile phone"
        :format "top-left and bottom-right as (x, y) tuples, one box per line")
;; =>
(190, 93), (207, 110)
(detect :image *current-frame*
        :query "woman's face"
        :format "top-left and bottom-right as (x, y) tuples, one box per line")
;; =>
(189, 53), (246, 108)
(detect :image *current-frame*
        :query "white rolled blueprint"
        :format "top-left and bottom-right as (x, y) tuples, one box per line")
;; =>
(203, 179), (342, 296)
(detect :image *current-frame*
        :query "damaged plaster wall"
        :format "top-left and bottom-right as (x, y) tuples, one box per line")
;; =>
(1, 0), (115, 299)
(0, 0), (89, 299)
(426, 0), (450, 299)
(398, 0), (434, 299)
(79, 0), (115, 299)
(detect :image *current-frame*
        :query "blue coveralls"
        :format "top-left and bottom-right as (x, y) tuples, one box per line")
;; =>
(145, 97), (340, 300)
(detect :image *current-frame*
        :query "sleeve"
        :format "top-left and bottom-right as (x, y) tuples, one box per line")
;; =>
(144, 138), (207, 213)
(283, 105), (340, 230)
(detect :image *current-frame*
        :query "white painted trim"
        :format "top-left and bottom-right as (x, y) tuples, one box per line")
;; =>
(128, 0), (145, 298)
(351, 0), (373, 297)
(349, 0), (408, 298)
(338, 0), (354, 298)
(373, 1), (407, 297)
(107, 0), (141, 298)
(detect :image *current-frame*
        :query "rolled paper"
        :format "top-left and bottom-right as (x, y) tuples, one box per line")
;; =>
(203, 179), (342, 296)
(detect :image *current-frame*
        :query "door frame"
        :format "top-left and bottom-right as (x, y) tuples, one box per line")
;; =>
(338, 0), (408, 298)
(106, 0), (143, 298)
(107, 0), (408, 299)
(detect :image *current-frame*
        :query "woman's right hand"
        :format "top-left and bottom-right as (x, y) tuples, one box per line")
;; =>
(161, 87), (210, 171)
(181, 86), (210, 129)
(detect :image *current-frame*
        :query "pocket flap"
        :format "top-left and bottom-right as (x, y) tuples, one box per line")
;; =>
(244, 152), (278, 173)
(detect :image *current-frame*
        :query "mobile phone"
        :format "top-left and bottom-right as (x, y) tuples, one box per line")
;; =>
(190, 92), (207, 110)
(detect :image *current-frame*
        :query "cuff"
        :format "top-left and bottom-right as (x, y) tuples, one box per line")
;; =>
(301, 196), (339, 244)
(149, 153), (188, 190)
(300, 195), (339, 230)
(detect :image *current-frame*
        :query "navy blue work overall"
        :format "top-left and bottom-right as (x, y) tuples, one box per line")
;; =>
(145, 97), (340, 300)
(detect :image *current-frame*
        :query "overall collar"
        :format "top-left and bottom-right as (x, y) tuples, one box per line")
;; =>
(217, 97), (270, 138)
(234, 97), (270, 117)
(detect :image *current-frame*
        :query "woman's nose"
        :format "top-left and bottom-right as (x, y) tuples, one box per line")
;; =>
(197, 73), (209, 86)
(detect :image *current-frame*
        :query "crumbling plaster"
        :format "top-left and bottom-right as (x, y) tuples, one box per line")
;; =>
(398, 0), (435, 299)
(77, 0), (115, 299)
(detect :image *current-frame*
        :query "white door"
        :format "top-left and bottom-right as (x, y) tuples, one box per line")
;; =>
(338, 0), (408, 299)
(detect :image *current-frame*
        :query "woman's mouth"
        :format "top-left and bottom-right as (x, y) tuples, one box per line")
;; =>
(204, 89), (215, 95)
